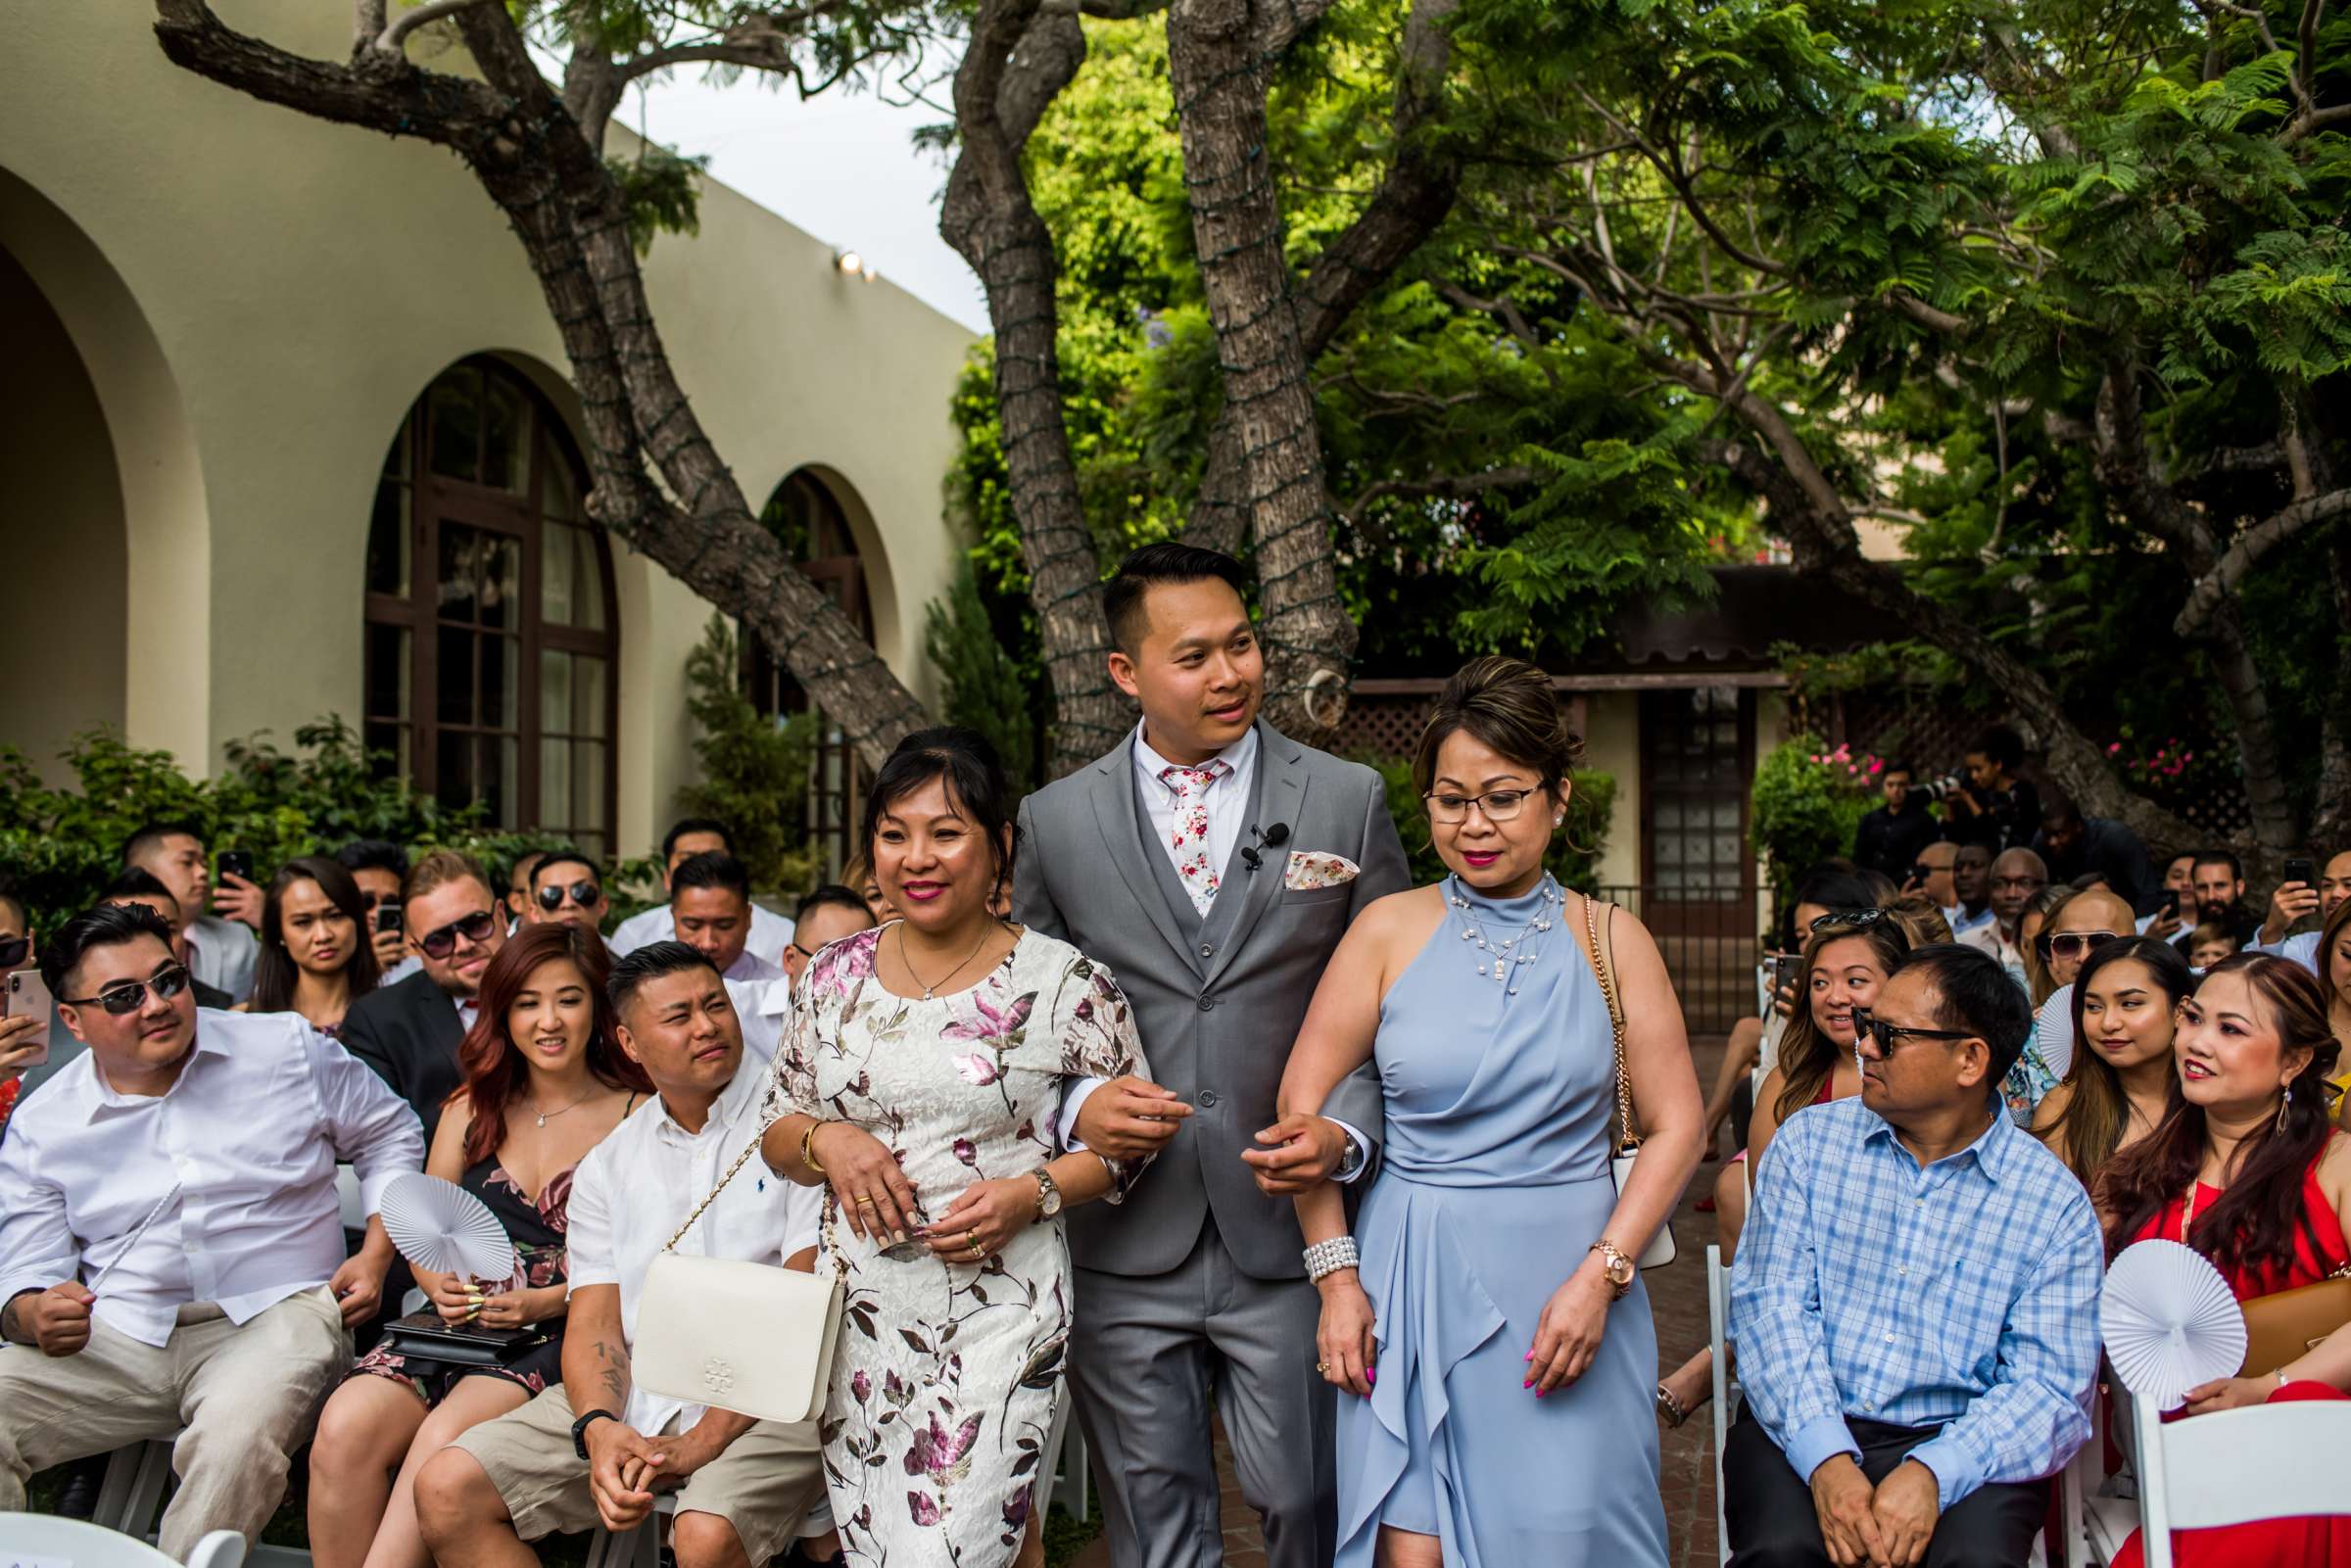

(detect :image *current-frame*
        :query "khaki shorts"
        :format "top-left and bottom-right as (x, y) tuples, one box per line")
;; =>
(450, 1385), (823, 1562)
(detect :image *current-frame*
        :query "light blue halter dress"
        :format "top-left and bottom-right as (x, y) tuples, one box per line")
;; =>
(1333, 878), (1669, 1568)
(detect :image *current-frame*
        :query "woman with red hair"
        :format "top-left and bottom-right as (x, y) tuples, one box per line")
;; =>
(306, 924), (649, 1568)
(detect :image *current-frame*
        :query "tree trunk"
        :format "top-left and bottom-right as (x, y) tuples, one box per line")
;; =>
(1167, 0), (1354, 742)
(151, 0), (929, 772)
(940, 0), (1134, 781)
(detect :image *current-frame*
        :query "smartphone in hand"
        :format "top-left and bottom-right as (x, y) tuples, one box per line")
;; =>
(2283, 856), (2316, 888)
(4, 970), (55, 1066)
(217, 848), (257, 884)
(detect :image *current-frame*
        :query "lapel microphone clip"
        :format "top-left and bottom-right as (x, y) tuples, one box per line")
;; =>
(1239, 822), (1291, 873)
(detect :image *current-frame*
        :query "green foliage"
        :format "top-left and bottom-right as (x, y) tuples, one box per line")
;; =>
(1749, 735), (1874, 904)
(675, 616), (823, 898)
(605, 143), (711, 255)
(0, 720), (575, 938)
(926, 554), (1038, 794)
(1367, 757), (1617, 895)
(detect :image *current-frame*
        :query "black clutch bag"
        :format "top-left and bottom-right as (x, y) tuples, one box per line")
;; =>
(378, 1310), (547, 1368)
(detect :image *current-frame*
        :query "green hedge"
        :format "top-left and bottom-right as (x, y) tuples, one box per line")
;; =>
(0, 720), (640, 938)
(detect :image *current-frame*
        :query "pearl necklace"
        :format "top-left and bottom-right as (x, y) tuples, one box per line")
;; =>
(1446, 873), (1561, 996)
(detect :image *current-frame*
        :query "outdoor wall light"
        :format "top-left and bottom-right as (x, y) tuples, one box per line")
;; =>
(833, 251), (879, 282)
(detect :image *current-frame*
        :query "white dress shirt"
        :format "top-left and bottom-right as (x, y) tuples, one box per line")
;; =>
(611, 903), (796, 970)
(1959, 921), (2030, 994)
(2252, 929), (2322, 974)
(1061, 723), (1369, 1180)
(730, 977), (796, 1069)
(724, 948), (789, 985)
(184, 916), (259, 1002)
(563, 1060), (819, 1436)
(0, 1009), (424, 1348)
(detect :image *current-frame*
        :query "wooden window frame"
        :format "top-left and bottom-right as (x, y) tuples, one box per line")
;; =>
(363, 357), (619, 854)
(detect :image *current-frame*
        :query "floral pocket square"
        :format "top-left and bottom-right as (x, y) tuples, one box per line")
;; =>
(1283, 850), (1360, 891)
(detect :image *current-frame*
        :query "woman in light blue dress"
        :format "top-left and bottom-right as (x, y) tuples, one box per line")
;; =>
(1274, 655), (1703, 1567)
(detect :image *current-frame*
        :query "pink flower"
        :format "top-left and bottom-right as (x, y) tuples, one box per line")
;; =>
(953, 1137), (978, 1165)
(904, 1411), (984, 1482)
(2108, 741), (2122, 755)
(852, 1369), (872, 1404)
(906, 1492), (940, 1527)
(953, 1054), (1000, 1087)
(1868, 759), (1884, 776)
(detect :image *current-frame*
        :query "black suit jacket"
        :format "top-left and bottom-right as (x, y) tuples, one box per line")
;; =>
(339, 967), (465, 1144)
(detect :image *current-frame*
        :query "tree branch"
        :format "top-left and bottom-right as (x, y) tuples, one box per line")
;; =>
(2175, 488), (2351, 636)
(377, 0), (490, 56)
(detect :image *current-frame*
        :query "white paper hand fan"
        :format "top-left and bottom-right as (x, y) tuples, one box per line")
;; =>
(379, 1172), (516, 1283)
(2099, 1238), (2246, 1411)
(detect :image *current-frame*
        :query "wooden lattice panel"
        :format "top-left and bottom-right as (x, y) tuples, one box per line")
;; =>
(1336, 693), (1436, 761)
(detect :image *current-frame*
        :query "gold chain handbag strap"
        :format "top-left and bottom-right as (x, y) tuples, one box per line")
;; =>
(1577, 894), (1640, 1155)
(662, 1120), (780, 1254)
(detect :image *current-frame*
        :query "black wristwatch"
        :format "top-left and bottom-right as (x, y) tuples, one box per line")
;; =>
(571, 1407), (619, 1460)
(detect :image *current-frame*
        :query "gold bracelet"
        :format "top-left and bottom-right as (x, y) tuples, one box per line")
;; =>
(800, 1119), (829, 1176)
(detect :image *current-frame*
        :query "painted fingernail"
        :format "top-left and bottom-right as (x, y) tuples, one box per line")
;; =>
(1536, 1389), (1548, 1399)
(1522, 1378), (1534, 1389)
(1367, 1369), (1376, 1385)
(1524, 1352), (1534, 1361)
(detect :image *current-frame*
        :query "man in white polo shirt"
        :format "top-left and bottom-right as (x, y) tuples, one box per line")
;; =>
(415, 941), (831, 1568)
(0, 901), (422, 1556)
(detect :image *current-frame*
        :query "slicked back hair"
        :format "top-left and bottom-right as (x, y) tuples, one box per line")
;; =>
(1102, 542), (1249, 657)
(608, 939), (720, 1020)
(40, 900), (176, 997)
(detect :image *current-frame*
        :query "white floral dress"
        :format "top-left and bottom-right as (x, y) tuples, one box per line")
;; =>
(766, 926), (1151, 1566)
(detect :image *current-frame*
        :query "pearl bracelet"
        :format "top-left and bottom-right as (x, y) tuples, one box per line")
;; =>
(1303, 1236), (1361, 1283)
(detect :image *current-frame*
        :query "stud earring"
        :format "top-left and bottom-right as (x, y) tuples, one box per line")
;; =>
(1554, 815), (1564, 827)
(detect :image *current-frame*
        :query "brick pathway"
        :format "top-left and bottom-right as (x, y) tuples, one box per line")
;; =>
(1073, 1035), (1733, 1568)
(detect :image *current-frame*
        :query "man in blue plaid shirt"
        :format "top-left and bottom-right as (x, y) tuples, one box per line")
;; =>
(1727, 943), (2102, 1568)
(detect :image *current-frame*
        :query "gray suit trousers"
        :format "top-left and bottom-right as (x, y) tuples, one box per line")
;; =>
(1069, 1216), (1332, 1568)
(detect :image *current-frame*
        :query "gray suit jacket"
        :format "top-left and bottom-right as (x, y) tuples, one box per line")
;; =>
(1013, 720), (1411, 1281)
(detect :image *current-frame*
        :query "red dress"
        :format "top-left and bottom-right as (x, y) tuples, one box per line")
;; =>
(2111, 1146), (2351, 1568)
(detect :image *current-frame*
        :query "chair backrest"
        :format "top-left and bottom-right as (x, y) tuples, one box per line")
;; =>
(0, 1512), (181, 1564)
(2136, 1398), (2349, 1547)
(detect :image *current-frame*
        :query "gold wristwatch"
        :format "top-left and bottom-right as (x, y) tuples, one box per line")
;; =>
(1591, 1238), (1636, 1299)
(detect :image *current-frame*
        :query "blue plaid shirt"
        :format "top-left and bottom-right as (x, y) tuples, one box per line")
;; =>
(1728, 1095), (2102, 1509)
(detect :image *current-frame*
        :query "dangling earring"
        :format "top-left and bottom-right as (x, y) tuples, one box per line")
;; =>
(2278, 1088), (2292, 1135)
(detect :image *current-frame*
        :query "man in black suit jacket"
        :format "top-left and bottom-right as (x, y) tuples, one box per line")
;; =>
(340, 850), (505, 1143)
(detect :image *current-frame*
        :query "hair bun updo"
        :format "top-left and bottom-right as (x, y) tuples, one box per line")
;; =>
(1409, 655), (1585, 797)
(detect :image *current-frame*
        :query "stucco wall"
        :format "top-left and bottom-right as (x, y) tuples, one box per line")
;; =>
(0, 0), (975, 855)
(1583, 690), (1643, 889)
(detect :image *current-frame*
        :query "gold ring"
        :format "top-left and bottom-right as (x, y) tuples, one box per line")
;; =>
(1316, 1361), (1328, 1374)
(855, 1195), (879, 1209)
(966, 1238), (984, 1260)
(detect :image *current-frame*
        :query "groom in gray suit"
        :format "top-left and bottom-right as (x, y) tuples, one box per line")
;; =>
(1013, 544), (1410, 1568)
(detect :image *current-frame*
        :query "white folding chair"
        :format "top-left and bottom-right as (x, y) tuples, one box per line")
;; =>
(1707, 1243), (1731, 1566)
(92, 1438), (174, 1541)
(0, 1513), (243, 1567)
(2132, 1391), (2349, 1568)
(1036, 1396), (1089, 1524)
(584, 1491), (673, 1568)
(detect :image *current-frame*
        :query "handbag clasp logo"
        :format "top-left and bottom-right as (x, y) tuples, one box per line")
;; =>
(701, 1356), (736, 1396)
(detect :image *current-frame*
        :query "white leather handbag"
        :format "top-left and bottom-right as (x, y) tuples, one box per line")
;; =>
(633, 1133), (845, 1425)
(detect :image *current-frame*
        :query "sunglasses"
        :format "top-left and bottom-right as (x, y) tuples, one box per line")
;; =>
(0, 935), (28, 971)
(418, 909), (500, 959)
(536, 880), (602, 912)
(2036, 929), (2123, 965)
(64, 962), (192, 1016)
(1809, 907), (1892, 933)
(1849, 1007), (1977, 1057)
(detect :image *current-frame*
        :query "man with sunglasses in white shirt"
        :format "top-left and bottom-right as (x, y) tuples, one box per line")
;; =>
(341, 849), (508, 1144)
(0, 900), (423, 1557)
(526, 848), (612, 944)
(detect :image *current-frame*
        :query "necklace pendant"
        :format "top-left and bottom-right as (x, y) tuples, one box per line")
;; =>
(536, 1113), (547, 1128)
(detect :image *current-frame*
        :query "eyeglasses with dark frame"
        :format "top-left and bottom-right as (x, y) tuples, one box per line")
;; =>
(417, 910), (501, 960)
(535, 880), (603, 912)
(1421, 788), (1537, 826)
(62, 962), (193, 1016)
(1849, 1006), (1979, 1057)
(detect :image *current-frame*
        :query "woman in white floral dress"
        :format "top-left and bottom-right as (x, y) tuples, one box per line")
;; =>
(763, 728), (1152, 1568)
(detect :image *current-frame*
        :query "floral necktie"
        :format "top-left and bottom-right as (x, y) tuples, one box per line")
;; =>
(1160, 761), (1232, 914)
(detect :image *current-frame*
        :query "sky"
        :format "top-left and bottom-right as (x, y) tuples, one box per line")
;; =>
(629, 58), (991, 334)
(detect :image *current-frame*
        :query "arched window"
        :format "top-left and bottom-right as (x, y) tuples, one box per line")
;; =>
(746, 470), (871, 874)
(364, 357), (618, 855)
